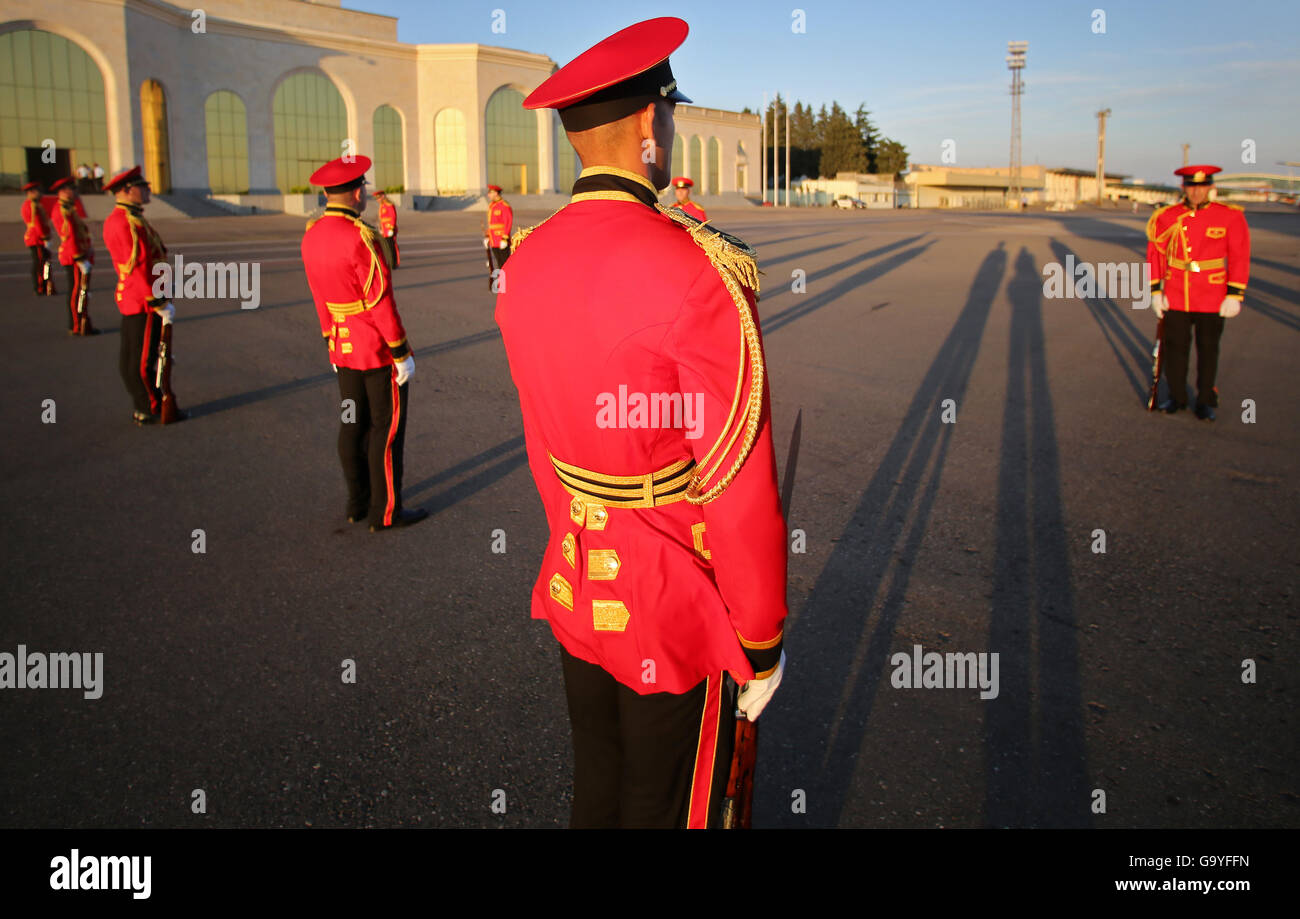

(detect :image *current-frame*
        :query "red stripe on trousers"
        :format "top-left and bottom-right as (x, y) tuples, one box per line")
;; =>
(685, 674), (723, 829)
(382, 367), (401, 526)
(140, 316), (157, 413)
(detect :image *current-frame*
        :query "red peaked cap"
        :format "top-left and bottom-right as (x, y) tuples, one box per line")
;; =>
(1175, 164), (1220, 185)
(672, 177), (693, 188)
(21, 180), (42, 191)
(105, 165), (148, 192)
(524, 17), (692, 132)
(309, 155), (372, 191)
(49, 176), (75, 192)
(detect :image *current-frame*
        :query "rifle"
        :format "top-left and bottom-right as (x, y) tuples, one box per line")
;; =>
(721, 408), (801, 829)
(75, 268), (87, 329)
(1146, 317), (1164, 410)
(155, 320), (182, 423)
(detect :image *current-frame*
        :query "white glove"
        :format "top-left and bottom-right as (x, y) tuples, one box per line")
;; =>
(76, 258), (92, 274)
(737, 651), (785, 722)
(393, 355), (415, 386)
(1151, 292), (1166, 319)
(332, 364), (338, 374)
(498, 239), (508, 249)
(153, 301), (176, 325)
(1219, 297), (1241, 318)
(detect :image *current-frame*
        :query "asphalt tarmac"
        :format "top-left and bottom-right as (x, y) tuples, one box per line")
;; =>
(1, 204), (1296, 828)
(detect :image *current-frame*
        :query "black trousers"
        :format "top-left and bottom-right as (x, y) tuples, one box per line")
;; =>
(1162, 310), (1225, 408)
(29, 245), (52, 294)
(487, 246), (509, 292)
(381, 232), (400, 269)
(336, 365), (409, 527)
(63, 263), (92, 332)
(561, 647), (735, 828)
(119, 311), (162, 415)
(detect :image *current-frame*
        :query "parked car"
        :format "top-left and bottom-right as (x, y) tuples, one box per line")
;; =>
(833, 195), (864, 209)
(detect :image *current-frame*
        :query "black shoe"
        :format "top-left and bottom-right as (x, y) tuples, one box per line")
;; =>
(370, 508), (428, 532)
(132, 411), (157, 426)
(1194, 404), (1216, 421)
(1157, 399), (1183, 414)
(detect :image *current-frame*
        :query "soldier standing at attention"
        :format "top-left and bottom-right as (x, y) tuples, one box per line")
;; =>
(20, 181), (56, 296)
(1147, 165), (1250, 421)
(669, 176), (707, 222)
(484, 184), (512, 291)
(301, 155), (427, 532)
(496, 17), (788, 828)
(50, 176), (99, 336)
(375, 190), (400, 269)
(103, 166), (180, 425)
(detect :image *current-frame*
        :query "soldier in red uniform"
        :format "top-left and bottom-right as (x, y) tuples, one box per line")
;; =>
(375, 190), (400, 269)
(1147, 165), (1251, 421)
(497, 17), (787, 828)
(103, 166), (180, 424)
(302, 155), (427, 532)
(669, 176), (707, 222)
(21, 181), (56, 296)
(50, 177), (99, 335)
(484, 185), (512, 291)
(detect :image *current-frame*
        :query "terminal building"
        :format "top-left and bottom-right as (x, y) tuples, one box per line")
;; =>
(0, 0), (760, 210)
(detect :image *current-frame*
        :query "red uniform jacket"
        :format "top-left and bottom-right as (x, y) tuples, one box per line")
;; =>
(22, 198), (53, 246)
(103, 203), (167, 314)
(53, 201), (94, 266)
(671, 200), (708, 222)
(487, 199), (513, 248)
(495, 168), (787, 695)
(1146, 199), (1250, 313)
(301, 206), (410, 370)
(378, 200), (397, 237)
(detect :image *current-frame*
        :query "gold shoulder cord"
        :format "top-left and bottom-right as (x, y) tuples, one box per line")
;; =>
(655, 204), (764, 505)
(350, 217), (388, 307)
(1147, 206), (1190, 264)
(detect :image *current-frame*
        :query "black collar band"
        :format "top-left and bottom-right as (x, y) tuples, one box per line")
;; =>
(570, 170), (658, 207)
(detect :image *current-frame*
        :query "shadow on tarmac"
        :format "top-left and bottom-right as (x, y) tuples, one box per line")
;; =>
(1048, 237), (1153, 406)
(765, 243), (1006, 826)
(985, 245), (1090, 827)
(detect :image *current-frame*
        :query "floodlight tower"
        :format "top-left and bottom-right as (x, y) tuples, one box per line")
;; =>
(1096, 108), (1111, 205)
(1007, 41), (1028, 209)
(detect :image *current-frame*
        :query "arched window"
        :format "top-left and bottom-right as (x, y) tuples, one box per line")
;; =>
(555, 115), (578, 192)
(204, 91), (249, 194)
(272, 71), (347, 192)
(372, 105), (403, 192)
(485, 87), (536, 194)
(434, 108), (468, 194)
(0, 30), (109, 189)
(689, 136), (703, 187)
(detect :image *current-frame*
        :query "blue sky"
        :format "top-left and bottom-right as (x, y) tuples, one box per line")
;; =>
(357, 0), (1300, 185)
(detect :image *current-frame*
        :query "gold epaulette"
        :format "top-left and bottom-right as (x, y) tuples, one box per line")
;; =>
(305, 217), (319, 232)
(656, 204), (764, 506)
(510, 207), (563, 254)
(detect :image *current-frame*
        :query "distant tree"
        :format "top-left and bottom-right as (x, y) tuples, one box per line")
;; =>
(854, 104), (881, 173)
(875, 139), (909, 176)
(820, 102), (867, 176)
